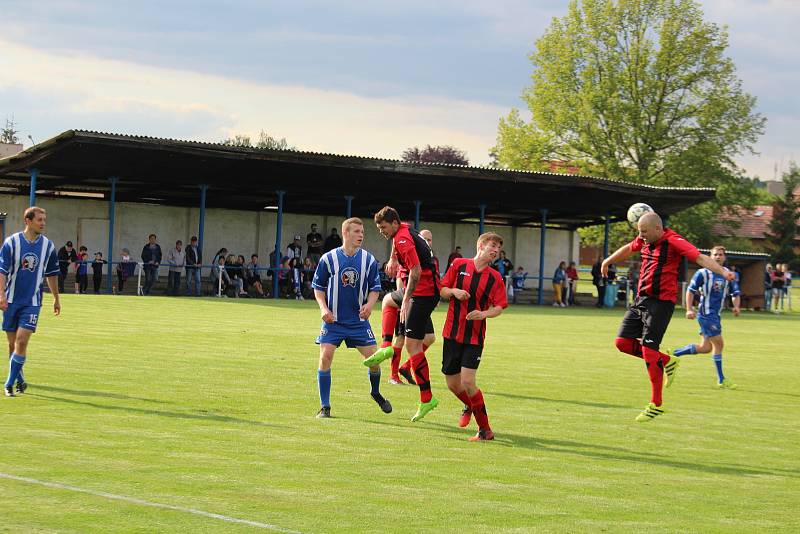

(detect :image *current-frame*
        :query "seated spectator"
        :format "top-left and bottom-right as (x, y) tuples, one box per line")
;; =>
(323, 227), (342, 252)
(225, 254), (247, 297)
(510, 266), (528, 304)
(246, 254), (266, 297)
(211, 255), (232, 297)
(302, 257), (316, 296)
(278, 256), (291, 297)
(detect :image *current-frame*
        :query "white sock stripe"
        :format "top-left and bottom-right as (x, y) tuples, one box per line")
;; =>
(0, 472), (302, 532)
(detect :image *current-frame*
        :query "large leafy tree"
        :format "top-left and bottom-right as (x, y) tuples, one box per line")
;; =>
(402, 145), (469, 165)
(493, 0), (765, 248)
(767, 163), (800, 270)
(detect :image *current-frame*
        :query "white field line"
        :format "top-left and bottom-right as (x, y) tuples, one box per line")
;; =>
(0, 472), (302, 533)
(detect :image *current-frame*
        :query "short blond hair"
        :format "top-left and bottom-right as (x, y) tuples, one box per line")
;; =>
(477, 232), (503, 248)
(24, 206), (46, 220)
(710, 245), (726, 255)
(342, 217), (364, 234)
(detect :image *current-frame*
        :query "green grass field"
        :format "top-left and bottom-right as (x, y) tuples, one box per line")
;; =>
(1, 295), (798, 533)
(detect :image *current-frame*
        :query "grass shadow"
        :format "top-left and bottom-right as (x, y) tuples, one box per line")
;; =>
(34, 384), (174, 405)
(489, 391), (627, 410)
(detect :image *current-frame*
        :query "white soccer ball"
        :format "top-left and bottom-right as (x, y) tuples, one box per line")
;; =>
(627, 203), (653, 225)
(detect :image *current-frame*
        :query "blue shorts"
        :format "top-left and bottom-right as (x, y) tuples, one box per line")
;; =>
(697, 315), (722, 337)
(2, 303), (42, 333)
(316, 321), (376, 348)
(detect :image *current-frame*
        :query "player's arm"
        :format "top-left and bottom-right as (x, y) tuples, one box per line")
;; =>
(359, 291), (380, 320)
(685, 290), (696, 319)
(404, 264), (420, 300)
(440, 286), (469, 301)
(694, 253), (734, 280)
(601, 244), (633, 276)
(385, 241), (398, 277)
(0, 273), (7, 311)
(465, 305), (503, 321)
(314, 289), (334, 323)
(45, 275), (61, 316)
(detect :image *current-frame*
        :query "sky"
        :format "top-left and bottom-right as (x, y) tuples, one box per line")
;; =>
(1, 0), (797, 180)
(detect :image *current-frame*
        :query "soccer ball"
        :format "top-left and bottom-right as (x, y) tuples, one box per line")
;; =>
(627, 203), (653, 225)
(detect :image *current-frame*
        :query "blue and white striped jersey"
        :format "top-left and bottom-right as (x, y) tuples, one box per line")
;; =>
(688, 268), (740, 317)
(0, 232), (60, 306)
(312, 247), (382, 325)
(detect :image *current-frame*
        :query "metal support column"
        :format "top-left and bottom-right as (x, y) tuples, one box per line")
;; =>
(537, 209), (548, 305)
(272, 190), (286, 299)
(479, 203), (486, 235)
(414, 200), (421, 230)
(29, 168), (38, 206)
(106, 176), (118, 293)
(345, 195), (353, 218)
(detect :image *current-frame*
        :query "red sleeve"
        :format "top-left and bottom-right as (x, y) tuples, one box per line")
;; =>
(629, 237), (644, 252)
(668, 234), (700, 261)
(441, 260), (459, 288)
(394, 234), (420, 270)
(490, 272), (509, 309)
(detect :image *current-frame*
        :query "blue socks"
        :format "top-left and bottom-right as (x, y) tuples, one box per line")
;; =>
(5, 353), (26, 389)
(317, 369), (332, 408)
(673, 344), (697, 357)
(369, 369), (381, 396)
(713, 354), (725, 382)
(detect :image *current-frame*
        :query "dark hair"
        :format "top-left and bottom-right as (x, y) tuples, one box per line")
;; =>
(252, 254), (258, 259)
(148, 234), (157, 239)
(79, 246), (88, 251)
(176, 240), (182, 245)
(374, 206), (401, 224)
(190, 236), (198, 242)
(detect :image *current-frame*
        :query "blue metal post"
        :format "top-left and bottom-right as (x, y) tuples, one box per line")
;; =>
(272, 190), (286, 299)
(537, 209), (548, 305)
(479, 203), (486, 235)
(345, 195), (353, 218)
(106, 177), (118, 294)
(603, 212), (610, 258)
(198, 184), (208, 261)
(28, 168), (38, 206)
(414, 200), (421, 230)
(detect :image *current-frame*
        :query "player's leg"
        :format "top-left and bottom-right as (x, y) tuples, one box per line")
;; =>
(636, 300), (675, 421)
(5, 330), (24, 392)
(460, 365), (493, 441)
(406, 297), (439, 421)
(708, 335), (735, 388)
(614, 300), (644, 358)
(6, 326), (33, 397)
(356, 345), (392, 413)
(442, 339), (472, 426)
(316, 343), (336, 417)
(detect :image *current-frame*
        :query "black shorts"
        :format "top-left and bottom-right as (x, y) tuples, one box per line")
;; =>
(404, 295), (438, 340)
(617, 296), (675, 350)
(441, 338), (483, 375)
(390, 290), (434, 338)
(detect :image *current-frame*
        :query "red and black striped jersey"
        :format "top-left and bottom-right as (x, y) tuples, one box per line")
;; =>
(441, 258), (508, 346)
(393, 223), (437, 296)
(630, 228), (700, 303)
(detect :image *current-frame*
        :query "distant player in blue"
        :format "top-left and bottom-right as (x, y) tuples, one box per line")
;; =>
(0, 207), (61, 397)
(312, 217), (394, 418)
(673, 246), (740, 388)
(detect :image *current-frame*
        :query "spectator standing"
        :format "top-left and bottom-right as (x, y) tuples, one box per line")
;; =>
(211, 255), (231, 296)
(74, 246), (89, 294)
(91, 252), (107, 294)
(552, 261), (566, 307)
(447, 246), (462, 271)
(57, 240), (77, 293)
(566, 261), (579, 305)
(323, 228), (342, 252)
(140, 234), (162, 296)
(185, 236), (202, 297)
(591, 257), (606, 308)
(782, 264), (792, 310)
(771, 265), (785, 312)
(287, 235), (303, 262)
(165, 240), (185, 296)
(306, 224), (323, 264)
(764, 264), (773, 310)
(116, 248), (135, 294)
(246, 254), (266, 297)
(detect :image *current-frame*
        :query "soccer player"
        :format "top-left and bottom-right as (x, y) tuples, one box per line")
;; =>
(439, 232), (508, 441)
(312, 217), (393, 418)
(372, 206), (440, 422)
(672, 246), (740, 388)
(0, 207), (61, 397)
(378, 228), (437, 385)
(602, 212), (734, 422)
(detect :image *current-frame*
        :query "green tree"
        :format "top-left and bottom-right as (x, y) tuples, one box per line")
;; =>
(495, 0), (765, 248)
(767, 163), (800, 270)
(1, 116), (19, 144)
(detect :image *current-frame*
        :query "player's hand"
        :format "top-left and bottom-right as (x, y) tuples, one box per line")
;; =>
(465, 310), (485, 321)
(53, 299), (61, 316)
(385, 259), (398, 278)
(451, 288), (470, 301)
(733, 307), (740, 317)
(600, 261), (609, 277)
(359, 304), (372, 320)
(320, 308), (334, 324)
(0, 296), (7, 311)
(685, 309), (696, 320)
(723, 270), (735, 281)
(400, 297), (410, 324)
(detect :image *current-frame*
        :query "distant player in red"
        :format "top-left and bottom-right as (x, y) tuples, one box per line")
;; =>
(374, 207), (440, 422)
(379, 229), (438, 385)
(602, 212), (734, 422)
(439, 232), (508, 441)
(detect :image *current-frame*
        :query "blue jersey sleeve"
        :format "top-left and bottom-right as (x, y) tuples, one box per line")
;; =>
(729, 277), (741, 297)
(367, 256), (381, 293)
(0, 239), (11, 275)
(44, 244), (60, 276)
(688, 270), (705, 294)
(312, 255), (331, 290)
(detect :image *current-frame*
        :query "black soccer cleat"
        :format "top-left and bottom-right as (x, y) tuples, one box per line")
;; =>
(15, 381), (27, 394)
(371, 392), (393, 414)
(398, 367), (416, 386)
(316, 406), (331, 418)
(4, 386), (16, 397)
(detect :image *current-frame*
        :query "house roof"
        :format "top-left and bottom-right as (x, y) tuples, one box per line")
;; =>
(0, 129), (717, 228)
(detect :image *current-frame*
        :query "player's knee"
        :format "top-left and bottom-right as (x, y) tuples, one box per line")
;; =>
(423, 334), (435, 347)
(461, 375), (477, 391)
(14, 340), (29, 354)
(615, 337), (633, 354)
